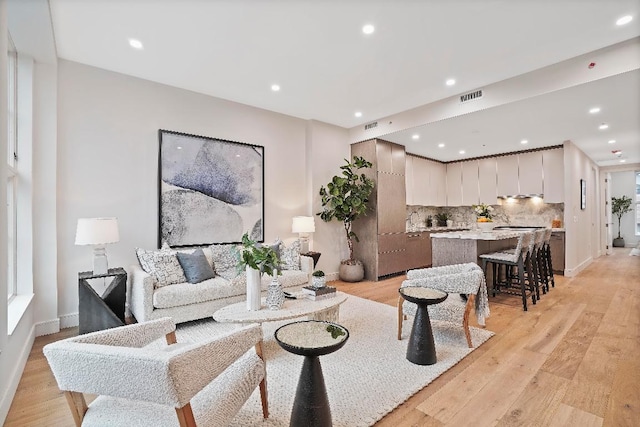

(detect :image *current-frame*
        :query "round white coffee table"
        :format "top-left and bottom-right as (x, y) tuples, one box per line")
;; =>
(213, 291), (348, 325)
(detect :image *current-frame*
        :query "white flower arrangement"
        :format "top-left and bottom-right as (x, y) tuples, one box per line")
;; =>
(472, 203), (494, 221)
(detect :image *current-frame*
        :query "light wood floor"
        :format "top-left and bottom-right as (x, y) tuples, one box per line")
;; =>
(5, 248), (639, 426)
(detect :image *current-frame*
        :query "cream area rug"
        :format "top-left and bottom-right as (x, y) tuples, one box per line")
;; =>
(174, 295), (494, 427)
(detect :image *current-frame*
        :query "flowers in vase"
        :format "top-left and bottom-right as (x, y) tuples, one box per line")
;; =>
(473, 203), (494, 222)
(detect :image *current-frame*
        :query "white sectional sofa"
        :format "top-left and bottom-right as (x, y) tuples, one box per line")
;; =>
(129, 244), (312, 324)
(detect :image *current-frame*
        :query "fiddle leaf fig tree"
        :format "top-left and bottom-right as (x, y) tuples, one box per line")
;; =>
(318, 156), (375, 263)
(611, 195), (633, 239)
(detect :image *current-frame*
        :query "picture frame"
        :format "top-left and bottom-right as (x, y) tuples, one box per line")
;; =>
(158, 129), (264, 247)
(580, 179), (586, 210)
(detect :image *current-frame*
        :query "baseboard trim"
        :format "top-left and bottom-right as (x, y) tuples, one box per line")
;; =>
(564, 256), (593, 277)
(35, 319), (61, 337)
(60, 312), (79, 329)
(0, 325), (35, 425)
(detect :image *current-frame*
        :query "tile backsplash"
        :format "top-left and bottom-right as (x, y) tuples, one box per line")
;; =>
(406, 199), (564, 230)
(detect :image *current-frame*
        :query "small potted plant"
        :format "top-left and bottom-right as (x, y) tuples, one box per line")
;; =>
(612, 195), (633, 247)
(435, 212), (450, 227)
(473, 203), (495, 232)
(312, 270), (326, 288)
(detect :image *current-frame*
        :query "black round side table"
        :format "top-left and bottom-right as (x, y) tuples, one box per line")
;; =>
(399, 287), (448, 365)
(275, 320), (349, 427)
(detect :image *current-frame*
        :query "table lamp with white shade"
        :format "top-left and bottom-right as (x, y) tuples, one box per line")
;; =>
(75, 217), (120, 275)
(292, 216), (315, 253)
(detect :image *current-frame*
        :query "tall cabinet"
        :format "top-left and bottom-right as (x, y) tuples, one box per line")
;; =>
(352, 139), (406, 281)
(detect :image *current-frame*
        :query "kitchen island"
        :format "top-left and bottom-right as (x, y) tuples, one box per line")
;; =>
(431, 230), (521, 267)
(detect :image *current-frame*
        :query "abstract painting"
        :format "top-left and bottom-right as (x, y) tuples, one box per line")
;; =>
(158, 130), (264, 247)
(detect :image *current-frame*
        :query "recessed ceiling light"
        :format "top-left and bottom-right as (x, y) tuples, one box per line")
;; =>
(438, 143), (445, 148)
(520, 139), (528, 145)
(589, 107), (601, 114)
(620, 159), (626, 163)
(412, 134), (419, 140)
(446, 79), (456, 86)
(176, 146), (182, 150)
(128, 38), (144, 50)
(459, 150), (465, 155)
(599, 123), (609, 130)
(362, 24), (375, 34)
(271, 84), (280, 92)
(608, 139), (616, 144)
(355, 111), (362, 117)
(616, 15), (633, 26)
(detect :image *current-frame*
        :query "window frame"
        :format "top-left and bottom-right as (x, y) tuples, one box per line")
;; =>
(635, 171), (640, 236)
(7, 33), (18, 302)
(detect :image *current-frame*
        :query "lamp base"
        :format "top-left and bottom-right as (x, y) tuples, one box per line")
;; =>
(93, 246), (109, 275)
(298, 235), (310, 254)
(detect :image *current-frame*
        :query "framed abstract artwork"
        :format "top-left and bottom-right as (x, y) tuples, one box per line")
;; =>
(158, 129), (264, 247)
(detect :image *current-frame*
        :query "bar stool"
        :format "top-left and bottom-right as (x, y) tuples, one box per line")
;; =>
(530, 229), (547, 300)
(479, 232), (535, 311)
(542, 228), (555, 290)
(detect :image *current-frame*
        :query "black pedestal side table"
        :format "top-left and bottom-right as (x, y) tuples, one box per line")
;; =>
(79, 267), (127, 334)
(275, 320), (349, 427)
(399, 287), (448, 365)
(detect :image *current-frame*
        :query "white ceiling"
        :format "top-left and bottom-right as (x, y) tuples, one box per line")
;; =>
(45, 0), (640, 165)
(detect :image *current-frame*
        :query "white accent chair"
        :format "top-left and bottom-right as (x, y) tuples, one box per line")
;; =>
(398, 263), (489, 348)
(43, 318), (268, 427)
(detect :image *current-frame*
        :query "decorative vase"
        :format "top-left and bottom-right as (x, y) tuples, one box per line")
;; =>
(312, 276), (326, 288)
(266, 270), (284, 310)
(446, 219), (453, 228)
(339, 260), (364, 282)
(246, 266), (261, 311)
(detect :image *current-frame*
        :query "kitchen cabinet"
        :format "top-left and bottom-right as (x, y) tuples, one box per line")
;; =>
(550, 231), (565, 274)
(478, 158), (497, 204)
(431, 161), (447, 206)
(352, 139), (407, 280)
(405, 232), (432, 271)
(412, 156), (431, 206)
(518, 151), (543, 195)
(496, 154), (519, 196)
(405, 155), (414, 205)
(461, 160), (480, 205)
(446, 163), (463, 206)
(543, 148), (564, 203)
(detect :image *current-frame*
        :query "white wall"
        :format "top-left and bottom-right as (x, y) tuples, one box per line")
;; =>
(562, 141), (600, 276)
(610, 170), (638, 247)
(306, 120), (351, 276)
(57, 60), (353, 320)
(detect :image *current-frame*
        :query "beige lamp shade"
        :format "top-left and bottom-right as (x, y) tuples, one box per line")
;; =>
(75, 218), (120, 245)
(291, 216), (315, 234)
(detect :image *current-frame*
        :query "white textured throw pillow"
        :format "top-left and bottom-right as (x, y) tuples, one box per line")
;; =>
(280, 239), (301, 271)
(208, 244), (240, 280)
(136, 245), (187, 288)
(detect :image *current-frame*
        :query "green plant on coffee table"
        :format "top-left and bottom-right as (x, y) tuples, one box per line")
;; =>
(237, 232), (281, 276)
(326, 324), (346, 339)
(312, 270), (325, 278)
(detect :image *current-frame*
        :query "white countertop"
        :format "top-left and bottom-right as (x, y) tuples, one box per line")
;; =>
(431, 230), (522, 240)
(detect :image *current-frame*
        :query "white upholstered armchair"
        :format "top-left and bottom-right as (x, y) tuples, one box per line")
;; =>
(43, 318), (268, 427)
(398, 263), (489, 347)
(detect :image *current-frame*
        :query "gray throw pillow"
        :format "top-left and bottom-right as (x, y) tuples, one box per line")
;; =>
(176, 248), (216, 284)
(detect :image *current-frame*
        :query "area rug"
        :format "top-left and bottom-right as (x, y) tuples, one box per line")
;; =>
(174, 295), (494, 426)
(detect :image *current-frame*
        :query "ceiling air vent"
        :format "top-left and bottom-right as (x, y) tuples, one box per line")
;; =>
(364, 121), (378, 130)
(460, 89), (483, 103)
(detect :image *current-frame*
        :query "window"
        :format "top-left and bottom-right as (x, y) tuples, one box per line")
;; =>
(636, 171), (640, 235)
(7, 34), (17, 301)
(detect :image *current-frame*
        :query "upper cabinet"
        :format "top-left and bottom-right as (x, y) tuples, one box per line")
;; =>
(542, 148), (564, 203)
(496, 154), (519, 196)
(405, 155), (446, 206)
(478, 158), (497, 204)
(446, 163), (463, 206)
(518, 151), (543, 195)
(461, 160), (480, 206)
